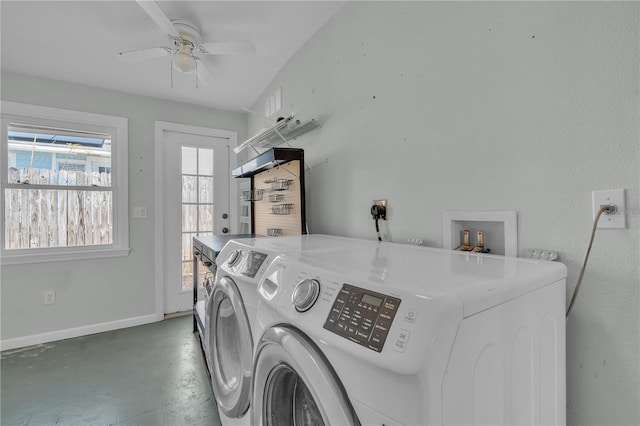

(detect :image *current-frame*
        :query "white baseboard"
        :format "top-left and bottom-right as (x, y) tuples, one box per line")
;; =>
(0, 314), (158, 351)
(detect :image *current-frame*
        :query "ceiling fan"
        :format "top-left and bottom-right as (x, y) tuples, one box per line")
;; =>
(118, 0), (255, 85)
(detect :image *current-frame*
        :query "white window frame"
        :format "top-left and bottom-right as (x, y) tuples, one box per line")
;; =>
(0, 101), (129, 264)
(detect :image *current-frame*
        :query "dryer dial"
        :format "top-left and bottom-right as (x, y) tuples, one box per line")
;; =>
(227, 249), (242, 267)
(292, 279), (320, 312)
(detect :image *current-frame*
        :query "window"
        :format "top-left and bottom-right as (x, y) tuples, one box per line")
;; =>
(1, 102), (129, 264)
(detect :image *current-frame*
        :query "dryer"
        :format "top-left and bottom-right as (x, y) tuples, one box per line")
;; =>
(251, 236), (568, 425)
(207, 239), (271, 425)
(208, 235), (380, 425)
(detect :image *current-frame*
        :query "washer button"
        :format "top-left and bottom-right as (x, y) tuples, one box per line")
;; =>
(404, 309), (418, 323)
(392, 329), (411, 353)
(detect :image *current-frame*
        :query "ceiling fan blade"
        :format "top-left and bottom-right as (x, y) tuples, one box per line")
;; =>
(198, 41), (256, 55)
(118, 47), (172, 63)
(136, 0), (180, 39)
(195, 59), (215, 85)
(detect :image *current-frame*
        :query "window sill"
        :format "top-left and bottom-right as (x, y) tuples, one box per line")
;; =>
(1, 246), (131, 265)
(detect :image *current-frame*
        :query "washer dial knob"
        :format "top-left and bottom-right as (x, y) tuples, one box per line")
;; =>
(292, 279), (320, 312)
(227, 249), (242, 267)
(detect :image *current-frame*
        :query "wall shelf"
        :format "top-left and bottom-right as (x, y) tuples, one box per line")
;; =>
(233, 148), (306, 237)
(234, 115), (320, 154)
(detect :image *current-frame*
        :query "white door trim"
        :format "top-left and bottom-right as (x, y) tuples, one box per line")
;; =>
(154, 121), (238, 321)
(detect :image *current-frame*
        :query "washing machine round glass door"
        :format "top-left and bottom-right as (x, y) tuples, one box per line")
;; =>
(208, 276), (253, 418)
(251, 325), (360, 426)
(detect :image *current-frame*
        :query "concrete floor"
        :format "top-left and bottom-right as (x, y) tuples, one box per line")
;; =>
(1, 315), (221, 425)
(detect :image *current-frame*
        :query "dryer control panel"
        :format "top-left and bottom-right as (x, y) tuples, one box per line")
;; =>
(323, 284), (401, 353)
(226, 249), (269, 278)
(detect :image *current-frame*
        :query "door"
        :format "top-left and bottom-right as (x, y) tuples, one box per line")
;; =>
(207, 276), (253, 418)
(251, 325), (360, 426)
(162, 129), (230, 314)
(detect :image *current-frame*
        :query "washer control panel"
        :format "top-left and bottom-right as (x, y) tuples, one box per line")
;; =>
(228, 250), (268, 278)
(323, 283), (401, 353)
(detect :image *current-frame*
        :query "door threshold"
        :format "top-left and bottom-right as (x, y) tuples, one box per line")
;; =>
(164, 311), (192, 320)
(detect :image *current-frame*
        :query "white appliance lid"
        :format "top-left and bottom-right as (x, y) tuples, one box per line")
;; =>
(227, 234), (380, 253)
(280, 236), (567, 318)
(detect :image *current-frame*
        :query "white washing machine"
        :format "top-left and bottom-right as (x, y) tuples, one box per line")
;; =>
(207, 235), (380, 425)
(251, 236), (568, 425)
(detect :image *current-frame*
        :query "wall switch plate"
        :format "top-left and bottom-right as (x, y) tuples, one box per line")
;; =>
(592, 189), (626, 229)
(44, 290), (56, 305)
(133, 206), (147, 219)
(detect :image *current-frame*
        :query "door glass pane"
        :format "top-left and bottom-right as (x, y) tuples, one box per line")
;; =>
(199, 205), (214, 231)
(182, 147), (197, 175)
(199, 148), (214, 176)
(199, 176), (213, 203)
(181, 147), (215, 292)
(182, 175), (197, 203)
(182, 261), (193, 293)
(181, 233), (197, 292)
(182, 233), (194, 262)
(182, 205), (197, 232)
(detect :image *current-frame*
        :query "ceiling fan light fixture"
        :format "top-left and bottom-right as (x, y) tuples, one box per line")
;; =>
(119, 7), (255, 85)
(172, 48), (196, 74)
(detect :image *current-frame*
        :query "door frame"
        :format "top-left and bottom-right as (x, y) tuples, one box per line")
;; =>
(154, 121), (238, 321)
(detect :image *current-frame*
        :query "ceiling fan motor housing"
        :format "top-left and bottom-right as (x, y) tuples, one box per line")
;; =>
(170, 21), (201, 73)
(171, 20), (201, 47)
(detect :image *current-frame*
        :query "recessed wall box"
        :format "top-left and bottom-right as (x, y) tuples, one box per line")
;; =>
(443, 210), (518, 257)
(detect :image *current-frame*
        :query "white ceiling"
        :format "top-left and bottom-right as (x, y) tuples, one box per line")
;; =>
(0, 1), (344, 112)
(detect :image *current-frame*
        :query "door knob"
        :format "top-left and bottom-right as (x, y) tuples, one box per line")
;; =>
(222, 213), (228, 219)
(222, 227), (229, 234)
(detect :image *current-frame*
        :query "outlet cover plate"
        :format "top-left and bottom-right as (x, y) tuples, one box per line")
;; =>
(372, 199), (387, 220)
(133, 206), (147, 219)
(592, 189), (626, 229)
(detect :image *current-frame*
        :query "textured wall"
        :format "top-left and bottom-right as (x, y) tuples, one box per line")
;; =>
(247, 2), (639, 424)
(1, 72), (247, 341)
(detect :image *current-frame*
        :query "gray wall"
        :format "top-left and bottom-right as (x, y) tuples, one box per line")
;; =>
(248, 2), (639, 425)
(1, 71), (247, 341)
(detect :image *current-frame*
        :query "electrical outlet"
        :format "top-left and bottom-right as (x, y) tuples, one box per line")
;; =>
(527, 249), (558, 261)
(372, 199), (387, 220)
(133, 206), (147, 219)
(592, 189), (626, 229)
(44, 290), (56, 305)
(408, 238), (423, 246)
